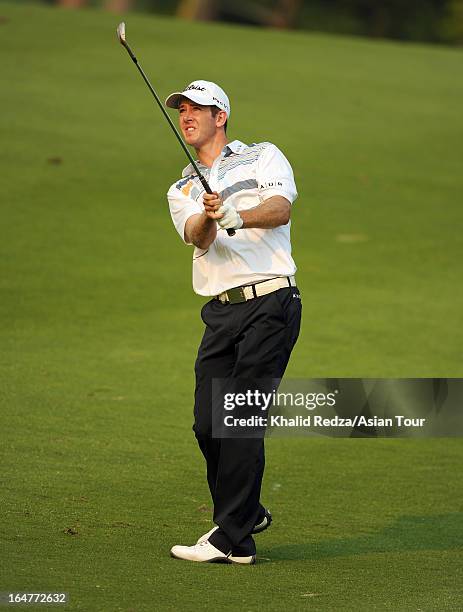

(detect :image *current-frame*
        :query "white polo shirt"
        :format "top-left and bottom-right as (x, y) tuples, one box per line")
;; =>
(167, 140), (298, 296)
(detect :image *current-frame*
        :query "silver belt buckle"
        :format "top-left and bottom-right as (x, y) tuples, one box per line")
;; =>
(226, 286), (247, 304)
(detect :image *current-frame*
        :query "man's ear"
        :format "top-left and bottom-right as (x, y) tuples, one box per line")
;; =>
(216, 110), (227, 128)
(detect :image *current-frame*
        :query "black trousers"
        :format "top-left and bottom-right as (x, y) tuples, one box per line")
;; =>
(193, 286), (302, 548)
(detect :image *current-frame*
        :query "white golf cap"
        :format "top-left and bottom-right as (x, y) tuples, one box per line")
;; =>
(165, 80), (231, 118)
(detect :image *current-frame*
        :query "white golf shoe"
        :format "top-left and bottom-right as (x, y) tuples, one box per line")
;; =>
(253, 508), (272, 534)
(170, 540), (255, 564)
(196, 525), (219, 545)
(196, 509), (272, 545)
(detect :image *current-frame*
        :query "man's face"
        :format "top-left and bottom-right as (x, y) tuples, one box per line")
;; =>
(178, 99), (222, 148)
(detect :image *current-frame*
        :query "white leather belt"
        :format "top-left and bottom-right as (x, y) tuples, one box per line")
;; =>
(217, 276), (296, 304)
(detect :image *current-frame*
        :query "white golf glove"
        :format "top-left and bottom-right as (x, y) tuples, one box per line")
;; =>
(217, 203), (243, 230)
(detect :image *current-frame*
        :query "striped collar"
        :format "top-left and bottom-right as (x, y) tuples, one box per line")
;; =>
(181, 140), (247, 177)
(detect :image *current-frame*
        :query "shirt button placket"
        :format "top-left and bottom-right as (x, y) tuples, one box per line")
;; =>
(208, 153), (223, 194)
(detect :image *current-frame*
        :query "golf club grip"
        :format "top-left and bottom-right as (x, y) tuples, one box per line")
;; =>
(200, 179), (235, 237)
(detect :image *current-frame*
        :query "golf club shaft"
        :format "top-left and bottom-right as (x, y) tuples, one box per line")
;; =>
(121, 41), (235, 237)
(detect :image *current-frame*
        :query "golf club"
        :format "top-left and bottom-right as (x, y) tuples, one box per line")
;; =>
(116, 22), (235, 237)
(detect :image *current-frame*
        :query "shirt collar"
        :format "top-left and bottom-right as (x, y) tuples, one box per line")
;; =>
(224, 140), (247, 155)
(181, 140), (247, 177)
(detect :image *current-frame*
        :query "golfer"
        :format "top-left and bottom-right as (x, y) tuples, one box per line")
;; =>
(166, 80), (301, 564)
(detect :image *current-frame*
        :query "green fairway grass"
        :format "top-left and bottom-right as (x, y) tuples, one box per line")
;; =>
(1, 2), (462, 610)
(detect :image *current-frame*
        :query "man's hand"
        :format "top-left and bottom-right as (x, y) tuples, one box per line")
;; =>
(217, 203), (243, 230)
(203, 192), (243, 231)
(203, 192), (224, 220)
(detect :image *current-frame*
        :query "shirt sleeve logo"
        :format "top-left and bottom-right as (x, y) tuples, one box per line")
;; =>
(175, 176), (194, 192)
(181, 181), (193, 196)
(259, 180), (283, 189)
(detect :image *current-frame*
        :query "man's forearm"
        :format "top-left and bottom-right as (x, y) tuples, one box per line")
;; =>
(185, 196), (291, 245)
(240, 196), (291, 229)
(185, 212), (217, 249)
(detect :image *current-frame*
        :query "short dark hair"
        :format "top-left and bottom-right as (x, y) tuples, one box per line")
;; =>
(210, 105), (228, 134)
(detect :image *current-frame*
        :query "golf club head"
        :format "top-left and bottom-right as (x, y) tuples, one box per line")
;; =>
(117, 22), (126, 45)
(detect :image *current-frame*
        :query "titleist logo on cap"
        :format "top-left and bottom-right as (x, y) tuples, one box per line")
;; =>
(184, 84), (206, 92)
